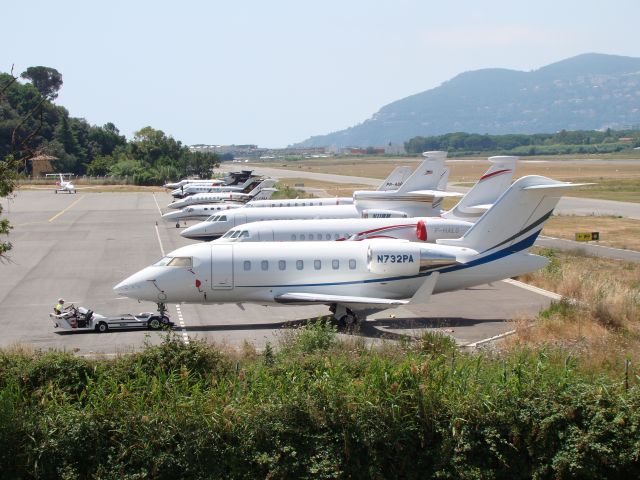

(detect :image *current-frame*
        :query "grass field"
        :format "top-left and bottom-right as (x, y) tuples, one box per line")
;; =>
(257, 156), (640, 203)
(542, 215), (640, 250)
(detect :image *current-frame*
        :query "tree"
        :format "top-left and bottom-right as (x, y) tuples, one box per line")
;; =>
(1, 68), (29, 259)
(20, 66), (63, 100)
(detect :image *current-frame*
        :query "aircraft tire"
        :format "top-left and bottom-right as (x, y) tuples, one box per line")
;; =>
(96, 322), (108, 333)
(338, 313), (357, 327)
(148, 317), (162, 330)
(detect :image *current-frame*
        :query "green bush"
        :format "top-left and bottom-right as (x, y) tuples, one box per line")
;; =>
(0, 335), (638, 478)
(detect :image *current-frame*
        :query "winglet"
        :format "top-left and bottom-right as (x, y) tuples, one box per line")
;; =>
(409, 272), (439, 304)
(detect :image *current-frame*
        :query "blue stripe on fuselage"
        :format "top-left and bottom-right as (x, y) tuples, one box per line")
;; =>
(238, 228), (542, 289)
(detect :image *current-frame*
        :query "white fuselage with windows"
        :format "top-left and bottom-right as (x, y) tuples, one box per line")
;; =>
(214, 217), (472, 243)
(162, 197), (354, 222)
(180, 205), (409, 240)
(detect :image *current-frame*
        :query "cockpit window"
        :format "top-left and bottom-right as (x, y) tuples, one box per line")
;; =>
(230, 230), (241, 239)
(222, 230), (234, 238)
(153, 256), (172, 266)
(216, 215), (227, 222)
(240, 230), (249, 238)
(206, 214), (217, 222)
(167, 257), (193, 267)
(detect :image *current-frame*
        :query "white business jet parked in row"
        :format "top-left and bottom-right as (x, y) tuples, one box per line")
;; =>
(161, 165), (413, 223)
(168, 179), (277, 209)
(171, 175), (265, 199)
(179, 152), (456, 240)
(213, 156), (516, 244)
(114, 175), (581, 324)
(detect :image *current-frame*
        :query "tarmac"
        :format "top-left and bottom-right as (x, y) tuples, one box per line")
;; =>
(0, 189), (556, 354)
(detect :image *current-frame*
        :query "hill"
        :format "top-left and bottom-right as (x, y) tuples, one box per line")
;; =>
(295, 53), (640, 148)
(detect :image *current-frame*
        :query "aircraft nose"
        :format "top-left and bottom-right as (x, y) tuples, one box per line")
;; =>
(113, 268), (164, 301)
(180, 224), (205, 238)
(162, 210), (180, 220)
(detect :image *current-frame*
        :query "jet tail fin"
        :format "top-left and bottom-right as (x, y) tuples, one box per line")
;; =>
(443, 156), (517, 222)
(397, 151), (447, 193)
(377, 166), (413, 191)
(436, 168), (450, 191)
(247, 179), (277, 197)
(438, 175), (587, 253)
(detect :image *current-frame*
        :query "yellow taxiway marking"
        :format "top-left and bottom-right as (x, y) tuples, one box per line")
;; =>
(48, 195), (85, 222)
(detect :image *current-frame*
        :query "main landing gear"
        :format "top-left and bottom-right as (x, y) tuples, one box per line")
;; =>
(330, 304), (358, 327)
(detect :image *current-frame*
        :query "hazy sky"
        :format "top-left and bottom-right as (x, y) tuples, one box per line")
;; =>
(3, 0), (639, 147)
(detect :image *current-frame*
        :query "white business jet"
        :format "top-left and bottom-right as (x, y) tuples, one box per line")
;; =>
(179, 152), (454, 240)
(161, 165), (413, 223)
(171, 175), (265, 199)
(167, 179), (278, 209)
(46, 173), (77, 194)
(114, 175), (581, 325)
(213, 156), (516, 244)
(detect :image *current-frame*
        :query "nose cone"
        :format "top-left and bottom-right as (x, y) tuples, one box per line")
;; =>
(113, 268), (164, 301)
(162, 210), (182, 221)
(180, 222), (209, 239)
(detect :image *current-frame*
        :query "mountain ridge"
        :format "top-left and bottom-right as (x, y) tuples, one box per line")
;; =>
(295, 53), (640, 148)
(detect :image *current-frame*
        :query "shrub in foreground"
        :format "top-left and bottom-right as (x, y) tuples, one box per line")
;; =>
(0, 332), (638, 479)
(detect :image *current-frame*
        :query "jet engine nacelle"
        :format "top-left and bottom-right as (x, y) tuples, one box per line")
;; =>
(361, 209), (408, 219)
(367, 241), (460, 275)
(367, 243), (422, 275)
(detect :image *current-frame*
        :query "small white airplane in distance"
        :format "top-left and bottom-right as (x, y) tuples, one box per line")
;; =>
(197, 156), (515, 243)
(47, 173), (77, 194)
(178, 153), (514, 241)
(161, 165), (413, 223)
(114, 175), (582, 325)
(167, 179), (278, 210)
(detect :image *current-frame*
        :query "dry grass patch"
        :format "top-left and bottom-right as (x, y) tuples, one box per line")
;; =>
(259, 157), (640, 203)
(543, 215), (640, 250)
(277, 178), (371, 197)
(508, 249), (640, 364)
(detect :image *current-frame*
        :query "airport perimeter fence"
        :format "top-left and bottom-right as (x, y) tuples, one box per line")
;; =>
(18, 175), (137, 186)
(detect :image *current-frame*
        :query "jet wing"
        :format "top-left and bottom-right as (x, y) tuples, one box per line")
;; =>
(274, 292), (409, 306)
(274, 274), (440, 306)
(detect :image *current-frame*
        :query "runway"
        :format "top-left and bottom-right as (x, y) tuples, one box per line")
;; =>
(0, 189), (555, 354)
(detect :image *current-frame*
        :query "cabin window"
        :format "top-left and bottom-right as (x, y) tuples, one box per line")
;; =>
(334, 234), (340, 240)
(309, 233), (314, 240)
(314, 260), (321, 270)
(261, 260), (269, 271)
(168, 257), (193, 267)
(300, 234), (305, 241)
(279, 260), (286, 270)
(326, 234), (331, 240)
(243, 261), (251, 271)
(332, 259), (339, 270)
(291, 234), (296, 241)
(349, 259), (356, 269)
(296, 260), (304, 270)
